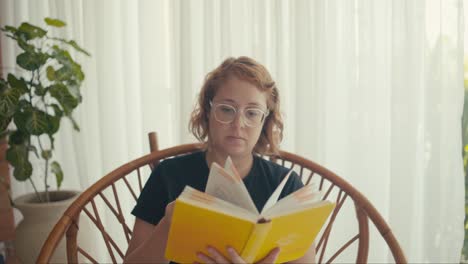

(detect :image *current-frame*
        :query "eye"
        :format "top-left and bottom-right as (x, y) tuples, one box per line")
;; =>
(219, 105), (235, 114)
(245, 109), (262, 118)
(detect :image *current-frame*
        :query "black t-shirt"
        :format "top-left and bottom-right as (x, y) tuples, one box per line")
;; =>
(132, 151), (304, 225)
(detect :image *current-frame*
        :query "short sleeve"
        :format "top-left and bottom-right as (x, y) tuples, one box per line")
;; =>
(279, 171), (304, 199)
(131, 164), (170, 225)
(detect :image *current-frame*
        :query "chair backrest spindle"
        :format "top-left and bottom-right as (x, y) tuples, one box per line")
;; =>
(148, 132), (160, 170)
(66, 216), (79, 263)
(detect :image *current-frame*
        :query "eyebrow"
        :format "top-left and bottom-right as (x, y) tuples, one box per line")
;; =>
(218, 99), (265, 108)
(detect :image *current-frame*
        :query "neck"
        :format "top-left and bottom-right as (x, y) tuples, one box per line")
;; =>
(205, 149), (254, 179)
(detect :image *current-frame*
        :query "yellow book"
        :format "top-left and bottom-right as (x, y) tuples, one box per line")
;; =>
(165, 157), (335, 263)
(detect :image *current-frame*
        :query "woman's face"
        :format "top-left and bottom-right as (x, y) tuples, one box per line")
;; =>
(208, 77), (268, 159)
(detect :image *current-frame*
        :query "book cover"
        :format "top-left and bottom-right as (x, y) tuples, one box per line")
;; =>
(165, 158), (335, 263)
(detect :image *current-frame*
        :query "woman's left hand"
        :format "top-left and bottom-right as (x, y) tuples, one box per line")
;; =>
(196, 245), (280, 264)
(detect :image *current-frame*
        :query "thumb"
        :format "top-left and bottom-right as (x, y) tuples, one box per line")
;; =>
(164, 201), (176, 223)
(257, 247), (280, 263)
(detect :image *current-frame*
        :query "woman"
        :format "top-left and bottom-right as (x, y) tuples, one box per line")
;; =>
(124, 57), (316, 263)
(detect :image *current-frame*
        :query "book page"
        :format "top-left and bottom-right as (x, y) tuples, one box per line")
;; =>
(179, 186), (258, 222)
(262, 183), (324, 218)
(205, 159), (259, 214)
(260, 170), (292, 214)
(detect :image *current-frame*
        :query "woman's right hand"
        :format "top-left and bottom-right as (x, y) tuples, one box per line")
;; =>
(160, 201), (175, 227)
(195, 245), (280, 264)
(124, 201), (176, 263)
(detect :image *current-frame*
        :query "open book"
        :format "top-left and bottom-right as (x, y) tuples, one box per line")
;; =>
(165, 157), (335, 263)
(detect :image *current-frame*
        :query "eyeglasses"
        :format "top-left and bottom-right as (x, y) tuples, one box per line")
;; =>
(210, 101), (269, 128)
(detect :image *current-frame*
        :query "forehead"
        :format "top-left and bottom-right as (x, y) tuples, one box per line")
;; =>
(213, 77), (268, 107)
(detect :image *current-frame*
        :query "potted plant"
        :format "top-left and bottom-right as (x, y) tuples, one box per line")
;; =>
(0, 17), (90, 263)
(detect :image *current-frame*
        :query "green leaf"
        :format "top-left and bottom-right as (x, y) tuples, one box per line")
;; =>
(65, 81), (82, 101)
(54, 66), (72, 81)
(0, 82), (21, 118)
(17, 22), (47, 40)
(6, 144), (32, 181)
(15, 100), (31, 119)
(14, 107), (51, 136)
(49, 84), (78, 115)
(46, 114), (61, 135)
(41, 150), (52, 160)
(17, 38), (35, 53)
(16, 52), (48, 71)
(52, 45), (72, 61)
(50, 104), (64, 118)
(50, 161), (63, 189)
(28, 145), (39, 158)
(51, 47), (86, 85)
(0, 118), (11, 135)
(0, 129), (12, 139)
(46, 66), (56, 81)
(50, 38), (90, 56)
(68, 115), (80, 131)
(48, 134), (55, 149)
(44, 18), (66, 28)
(1, 25), (17, 34)
(67, 40), (91, 56)
(13, 159), (33, 181)
(0, 78), (7, 92)
(34, 84), (46, 96)
(27, 109), (50, 135)
(52, 48), (76, 72)
(13, 107), (29, 132)
(7, 74), (28, 94)
(72, 63), (85, 81)
(9, 130), (28, 145)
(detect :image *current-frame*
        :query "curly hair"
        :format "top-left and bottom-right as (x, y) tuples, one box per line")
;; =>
(189, 56), (284, 155)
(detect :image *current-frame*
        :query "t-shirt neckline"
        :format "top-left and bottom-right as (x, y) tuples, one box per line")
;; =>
(201, 151), (257, 183)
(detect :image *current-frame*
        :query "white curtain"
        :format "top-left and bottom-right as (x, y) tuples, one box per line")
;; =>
(0, 0), (464, 263)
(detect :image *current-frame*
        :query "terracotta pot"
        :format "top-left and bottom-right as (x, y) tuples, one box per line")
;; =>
(13, 190), (80, 264)
(0, 136), (14, 241)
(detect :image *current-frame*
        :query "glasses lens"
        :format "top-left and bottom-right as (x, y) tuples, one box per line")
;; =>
(244, 108), (265, 127)
(212, 103), (267, 127)
(214, 104), (236, 123)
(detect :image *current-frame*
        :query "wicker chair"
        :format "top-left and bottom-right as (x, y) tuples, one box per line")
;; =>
(37, 132), (407, 263)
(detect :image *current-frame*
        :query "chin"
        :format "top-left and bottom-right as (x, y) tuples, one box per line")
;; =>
(224, 147), (251, 158)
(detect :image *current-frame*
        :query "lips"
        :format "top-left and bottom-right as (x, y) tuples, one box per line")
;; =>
(227, 136), (245, 141)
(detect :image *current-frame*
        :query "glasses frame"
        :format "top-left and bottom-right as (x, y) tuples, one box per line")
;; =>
(209, 101), (269, 128)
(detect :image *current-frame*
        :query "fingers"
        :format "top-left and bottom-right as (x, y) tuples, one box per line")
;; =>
(163, 201), (175, 222)
(196, 246), (230, 264)
(165, 201), (175, 215)
(226, 246), (245, 264)
(195, 252), (216, 264)
(257, 247), (280, 264)
(196, 245), (269, 264)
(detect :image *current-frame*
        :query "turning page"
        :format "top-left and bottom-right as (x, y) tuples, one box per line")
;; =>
(205, 158), (258, 214)
(260, 170), (292, 214)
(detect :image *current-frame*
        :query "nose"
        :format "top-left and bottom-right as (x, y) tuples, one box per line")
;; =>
(231, 111), (246, 128)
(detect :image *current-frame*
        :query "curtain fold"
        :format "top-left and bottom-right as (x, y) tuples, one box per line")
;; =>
(0, 0), (463, 262)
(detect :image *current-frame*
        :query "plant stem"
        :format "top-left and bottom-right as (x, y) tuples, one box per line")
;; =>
(25, 136), (43, 202)
(37, 136), (50, 202)
(29, 71), (35, 104)
(28, 177), (43, 203)
(44, 157), (49, 202)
